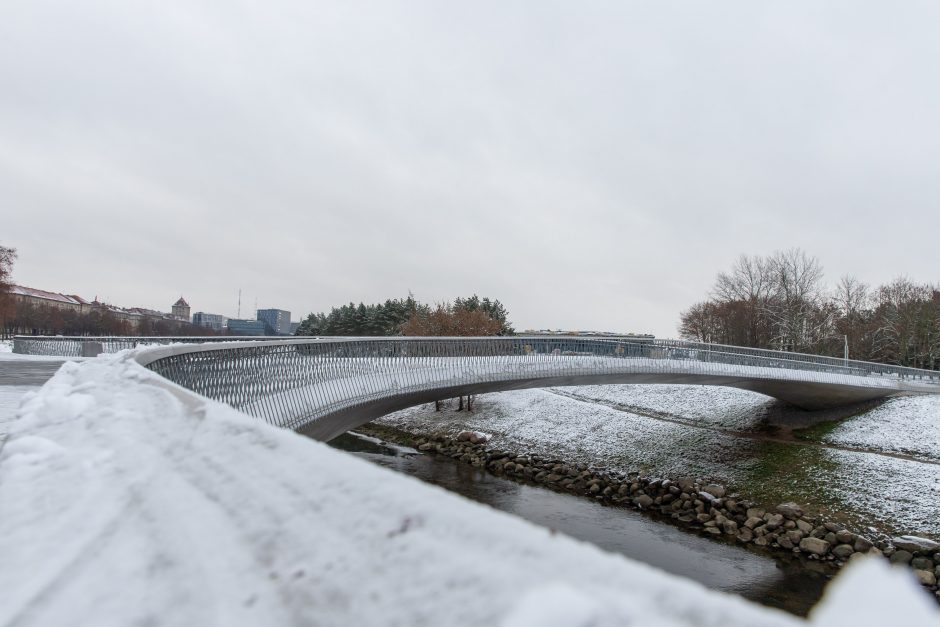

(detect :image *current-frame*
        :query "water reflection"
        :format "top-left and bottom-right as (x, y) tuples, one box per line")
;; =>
(330, 432), (829, 616)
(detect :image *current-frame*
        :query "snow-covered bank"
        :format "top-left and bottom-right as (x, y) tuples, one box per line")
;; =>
(379, 387), (940, 536)
(820, 394), (940, 462)
(1, 355), (937, 626)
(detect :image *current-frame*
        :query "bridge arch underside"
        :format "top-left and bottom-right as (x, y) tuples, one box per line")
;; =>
(297, 373), (903, 442)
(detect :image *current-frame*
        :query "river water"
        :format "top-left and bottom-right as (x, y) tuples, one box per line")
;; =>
(331, 431), (831, 617)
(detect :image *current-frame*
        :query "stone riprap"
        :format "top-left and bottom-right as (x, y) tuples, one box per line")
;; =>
(363, 425), (940, 601)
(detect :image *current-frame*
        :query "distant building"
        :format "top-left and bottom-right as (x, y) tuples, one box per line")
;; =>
(193, 312), (227, 332)
(9, 285), (90, 313)
(289, 321), (301, 335)
(227, 318), (266, 335)
(257, 308), (291, 335)
(171, 297), (191, 322)
(7, 285), (199, 332)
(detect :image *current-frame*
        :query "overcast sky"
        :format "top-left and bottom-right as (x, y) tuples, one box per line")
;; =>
(2, 2), (939, 337)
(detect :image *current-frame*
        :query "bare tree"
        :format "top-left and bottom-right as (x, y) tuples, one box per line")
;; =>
(833, 275), (870, 318)
(764, 248), (826, 351)
(679, 250), (940, 370)
(0, 245), (17, 338)
(873, 277), (931, 366)
(830, 274), (871, 358)
(712, 254), (774, 347)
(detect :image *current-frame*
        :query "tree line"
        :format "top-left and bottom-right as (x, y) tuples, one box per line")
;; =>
(4, 301), (219, 338)
(295, 294), (514, 337)
(679, 249), (940, 370)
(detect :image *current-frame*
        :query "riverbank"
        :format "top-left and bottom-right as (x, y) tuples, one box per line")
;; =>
(375, 386), (940, 538)
(359, 419), (940, 603)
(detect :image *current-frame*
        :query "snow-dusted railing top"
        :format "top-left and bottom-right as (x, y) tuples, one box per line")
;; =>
(115, 336), (940, 441)
(12, 335), (275, 357)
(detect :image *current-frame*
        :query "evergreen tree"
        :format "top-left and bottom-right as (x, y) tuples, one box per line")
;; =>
(295, 294), (511, 337)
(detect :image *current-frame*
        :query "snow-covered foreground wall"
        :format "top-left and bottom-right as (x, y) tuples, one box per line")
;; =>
(1, 354), (938, 626)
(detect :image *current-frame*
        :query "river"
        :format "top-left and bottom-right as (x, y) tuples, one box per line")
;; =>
(330, 431), (831, 617)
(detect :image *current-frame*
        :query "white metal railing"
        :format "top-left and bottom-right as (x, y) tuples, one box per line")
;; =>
(113, 336), (940, 435)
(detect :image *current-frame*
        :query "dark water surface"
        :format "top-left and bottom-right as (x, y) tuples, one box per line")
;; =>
(330, 431), (830, 617)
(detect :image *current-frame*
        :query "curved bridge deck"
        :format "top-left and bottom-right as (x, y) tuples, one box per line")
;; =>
(110, 337), (940, 441)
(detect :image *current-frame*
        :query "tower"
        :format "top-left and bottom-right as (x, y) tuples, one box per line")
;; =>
(172, 296), (191, 322)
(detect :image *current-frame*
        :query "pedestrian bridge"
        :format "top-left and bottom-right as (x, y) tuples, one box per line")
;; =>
(57, 336), (933, 441)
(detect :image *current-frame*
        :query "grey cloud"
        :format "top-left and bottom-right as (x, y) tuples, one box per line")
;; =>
(2, 1), (939, 336)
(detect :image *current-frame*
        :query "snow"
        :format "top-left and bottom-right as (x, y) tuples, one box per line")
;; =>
(2, 353), (937, 625)
(0, 386), (37, 434)
(379, 388), (755, 478)
(553, 384), (774, 430)
(0, 350), (79, 362)
(379, 386), (940, 535)
(821, 394), (940, 462)
(809, 557), (940, 626)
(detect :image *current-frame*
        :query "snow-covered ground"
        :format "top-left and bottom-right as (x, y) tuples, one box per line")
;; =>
(548, 383), (775, 430)
(820, 395), (940, 462)
(2, 354), (938, 625)
(379, 386), (940, 536)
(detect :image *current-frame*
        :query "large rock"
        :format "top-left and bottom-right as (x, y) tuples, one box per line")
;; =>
(744, 516), (763, 530)
(832, 544), (855, 559)
(634, 494), (654, 509)
(703, 484), (726, 499)
(796, 519), (814, 534)
(911, 556), (934, 571)
(697, 491), (720, 506)
(915, 570), (937, 587)
(892, 536), (940, 553)
(746, 507), (766, 520)
(776, 502), (803, 519)
(890, 550), (913, 565)
(835, 530), (854, 545)
(799, 537), (831, 556)
(853, 536), (874, 553)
